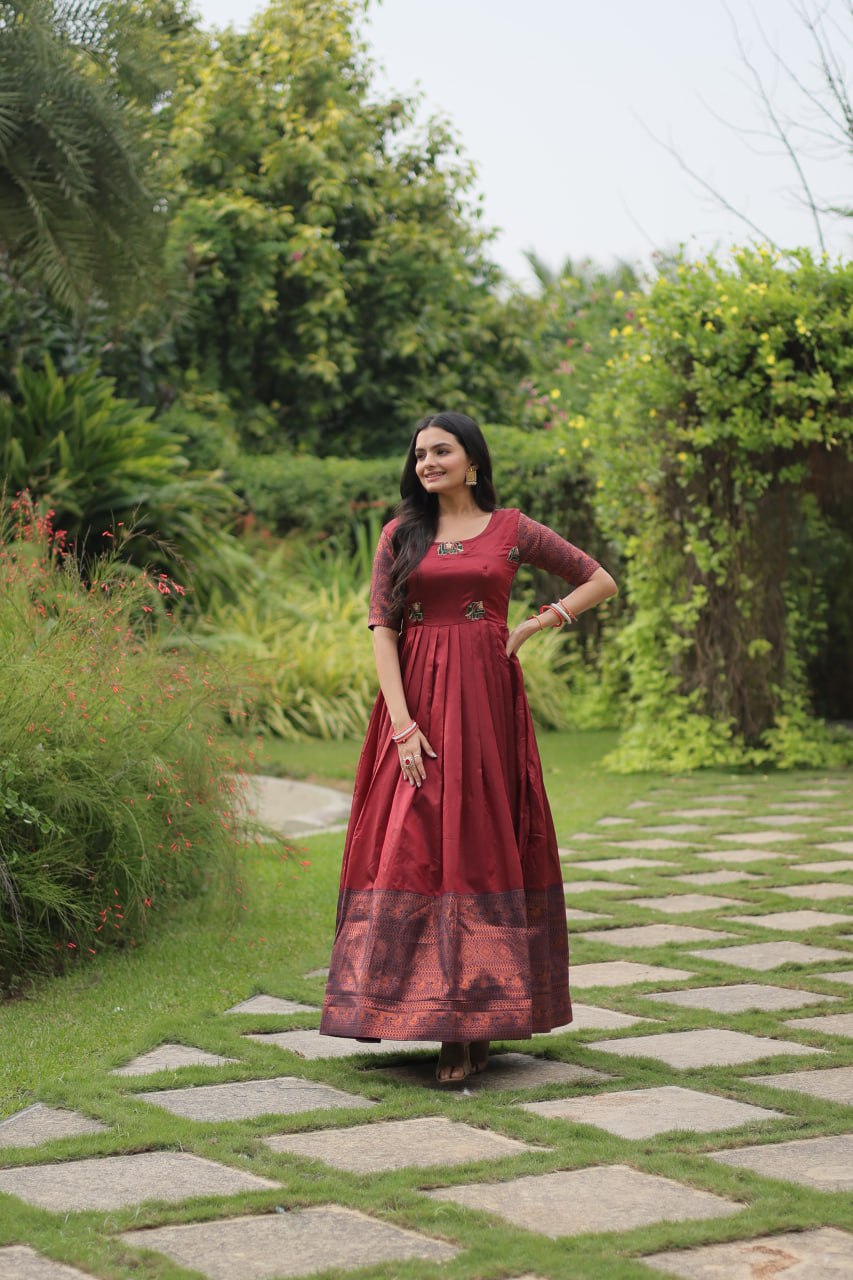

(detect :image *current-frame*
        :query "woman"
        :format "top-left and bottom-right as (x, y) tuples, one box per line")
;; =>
(320, 411), (617, 1081)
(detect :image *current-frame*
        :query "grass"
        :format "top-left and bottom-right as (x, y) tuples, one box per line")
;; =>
(0, 734), (850, 1279)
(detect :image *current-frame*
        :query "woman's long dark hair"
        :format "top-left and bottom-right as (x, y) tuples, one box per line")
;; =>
(389, 411), (498, 617)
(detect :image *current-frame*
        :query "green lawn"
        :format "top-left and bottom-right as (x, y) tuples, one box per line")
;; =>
(0, 734), (850, 1279)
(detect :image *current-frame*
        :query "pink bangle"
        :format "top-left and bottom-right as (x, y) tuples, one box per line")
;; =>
(391, 721), (418, 743)
(539, 604), (564, 627)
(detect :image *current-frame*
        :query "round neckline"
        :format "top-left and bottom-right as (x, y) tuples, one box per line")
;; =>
(432, 512), (497, 546)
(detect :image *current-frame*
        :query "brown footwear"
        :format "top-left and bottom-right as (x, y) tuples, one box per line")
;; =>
(468, 1040), (490, 1074)
(436, 1042), (471, 1083)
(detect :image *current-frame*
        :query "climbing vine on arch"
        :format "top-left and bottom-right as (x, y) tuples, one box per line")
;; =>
(589, 247), (853, 771)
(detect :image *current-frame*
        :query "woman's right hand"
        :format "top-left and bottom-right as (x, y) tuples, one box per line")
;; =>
(397, 728), (436, 788)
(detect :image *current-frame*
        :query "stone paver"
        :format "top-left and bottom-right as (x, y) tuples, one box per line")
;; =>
(697, 850), (791, 864)
(244, 774), (352, 837)
(784, 1012), (853, 1037)
(546, 1003), (656, 1031)
(728, 909), (851, 931)
(645, 1227), (853, 1279)
(771, 802), (825, 811)
(425, 1165), (739, 1237)
(667, 808), (746, 819)
(717, 831), (797, 845)
(675, 870), (762, 886)
(792, 788), (841, 798)
(112, 1044), (239, 1076)
(564, 880), (634, 894)
(597, 816), (633, 826)
(572, 962), (695, 988)
(568, 857), (675, 872)
(644, 984), (841, 1014)
(0, 1103), (108, 1149)
(628, 894), (739, 914)
(745, 1066), (853, 1104)
(566, 907), (611, 921)
(746, 814), (821, 826)
(709, 1134), (853, 1191)
(373, 1052), (610, 1092)
(824, 970), (853, 985)
(798, 860), (853, 873)
(122, 1207), (457, 1278)
(580, 924), (735, 948)
(775, 882), (853, 900)
(640, 824), (703, 835)
(588, 1028), (825, 1069)
(612, 839), (695, 851)
(689, 941), (849, 970)
(0, 1151), (277, 1212)
(817, 841), (853, 854)
(225, 995), (317, 1015)
(135, 1076), (374, 1121)
(243, 1030), (435, 1060)
(264, 1116), (539, 1172)
(627, 800), (655, 810)
(0, 1247), (97, 1280)
(522, 1085), (780, 1138)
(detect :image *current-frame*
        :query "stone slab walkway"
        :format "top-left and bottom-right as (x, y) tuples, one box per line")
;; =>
(1, 769), (851, 1278)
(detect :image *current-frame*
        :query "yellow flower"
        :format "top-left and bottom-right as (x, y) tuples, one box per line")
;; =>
(581, 437), (590, 448)
(557, 446), (567, 456)
(640, 353), (651, 363)
(704, 321), (714, 331)
(648, 408), (658, 419)
(729, 305), (739, 315)
(766, 354), (776, 365)
(550, 388), (561, 399)
(677, 451), (688, 462)
(760, 333), (770, 342)
(671, 330), (682, 339)
(795, 317), (808, 335)
(595, 479), (604, 489)
(621, 324), (634, 337)
(614, 289), (624, 300)
(609, 327), (619, 338)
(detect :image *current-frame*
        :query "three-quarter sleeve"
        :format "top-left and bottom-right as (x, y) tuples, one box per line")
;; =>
(367, 524), (402, 630)
(516, 512), (601, 585)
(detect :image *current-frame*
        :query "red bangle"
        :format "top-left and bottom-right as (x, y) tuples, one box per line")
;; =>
(539, 604), (563, 627)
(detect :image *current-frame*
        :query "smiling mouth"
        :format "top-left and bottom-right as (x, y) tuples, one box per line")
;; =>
(424, 472), (445, 479)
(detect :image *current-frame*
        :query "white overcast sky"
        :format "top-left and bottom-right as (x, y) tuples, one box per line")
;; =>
(192, 0), (853, 285)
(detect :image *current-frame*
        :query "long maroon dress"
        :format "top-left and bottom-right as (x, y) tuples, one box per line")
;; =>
(320, 507), (601, 1042)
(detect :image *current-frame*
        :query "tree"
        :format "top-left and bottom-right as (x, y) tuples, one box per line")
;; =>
(162, 0), (532, 454)
(0, 0), (190, 310)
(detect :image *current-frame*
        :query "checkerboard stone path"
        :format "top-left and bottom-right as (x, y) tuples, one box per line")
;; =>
(2, 772), (851, 1280)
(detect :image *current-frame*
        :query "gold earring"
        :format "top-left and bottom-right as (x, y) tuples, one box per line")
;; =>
(465, 465), (478, 486)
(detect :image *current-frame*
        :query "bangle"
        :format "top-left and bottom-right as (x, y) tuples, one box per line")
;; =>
(539, 604), (564, 628)
(391, 721), (418, 743)
(543, 601), (577, 626)
(527, 615), (544, 630)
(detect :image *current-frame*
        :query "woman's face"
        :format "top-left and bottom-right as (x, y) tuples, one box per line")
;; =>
(413, 426), (472, 494)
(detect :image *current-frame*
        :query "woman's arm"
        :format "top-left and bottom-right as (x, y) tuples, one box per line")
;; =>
(372, 626), (436, 786)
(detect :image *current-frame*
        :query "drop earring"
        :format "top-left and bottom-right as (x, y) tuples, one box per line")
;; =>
(465, 465), (478, 487)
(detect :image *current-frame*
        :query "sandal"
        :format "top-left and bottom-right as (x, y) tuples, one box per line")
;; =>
(436, 1042), (471, 1083)
(468, 1040), (490, 1074)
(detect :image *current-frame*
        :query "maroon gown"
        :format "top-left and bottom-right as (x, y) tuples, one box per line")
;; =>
(320, 507), (601, 1042)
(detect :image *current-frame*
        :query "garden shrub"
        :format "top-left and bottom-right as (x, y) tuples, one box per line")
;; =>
(0, 357), (247, 603)
(0, 497), (245, 992)
(589, 247), (853, 770)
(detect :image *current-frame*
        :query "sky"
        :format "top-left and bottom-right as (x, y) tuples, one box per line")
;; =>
(192, 0), (853, 286)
